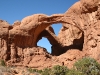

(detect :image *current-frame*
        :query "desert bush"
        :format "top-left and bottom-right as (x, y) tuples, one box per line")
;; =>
(74, 57), (100, 75)
(0, 59), (6, 66)
(27, 68), (42, 75)
(66, 69), (84, 75)
(41, 68), (51, 75)
(28, 65), (68, 75)
(28, 68), (39, 73)
(51, 65), (69, 75)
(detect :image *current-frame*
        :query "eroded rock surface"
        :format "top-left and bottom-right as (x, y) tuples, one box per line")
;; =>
(0, 0), (100, 69)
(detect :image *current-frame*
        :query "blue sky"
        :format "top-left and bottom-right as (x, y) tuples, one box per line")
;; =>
(0, 0), (78, 53)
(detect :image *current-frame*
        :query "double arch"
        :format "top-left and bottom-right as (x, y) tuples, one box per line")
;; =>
(9, 14), (84, 56)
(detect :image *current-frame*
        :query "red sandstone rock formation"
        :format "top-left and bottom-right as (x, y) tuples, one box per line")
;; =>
(0, 0), (100, 69)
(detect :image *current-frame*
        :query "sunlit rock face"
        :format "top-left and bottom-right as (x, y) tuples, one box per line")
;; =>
(0, 0), (100, 69)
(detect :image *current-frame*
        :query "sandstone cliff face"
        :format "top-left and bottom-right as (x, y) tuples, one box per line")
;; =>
(0, 0), (100, 69)
(0, 20), (10, 60)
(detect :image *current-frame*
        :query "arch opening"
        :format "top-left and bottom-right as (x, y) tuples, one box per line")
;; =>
(51, 23), (62, 36)
(37, 37), (52, 53)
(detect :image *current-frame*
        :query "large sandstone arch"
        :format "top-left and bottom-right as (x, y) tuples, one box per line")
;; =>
(0, 13), (84, 62)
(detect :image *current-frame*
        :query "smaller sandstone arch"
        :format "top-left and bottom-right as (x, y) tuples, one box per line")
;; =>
(36, 25), (63, 55)
(36, 23), (84, 56)
(36, 23), (64, 55)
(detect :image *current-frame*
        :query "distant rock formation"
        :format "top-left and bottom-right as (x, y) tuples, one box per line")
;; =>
(0, 0), (100, 69)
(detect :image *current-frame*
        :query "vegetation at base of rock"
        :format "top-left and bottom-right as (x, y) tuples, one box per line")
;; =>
(27, 57), (100, 75)
(51, 65), (68, 75)
(0, 59), (6, 66)
(74, 57), (100, 75)
(66, 69), (84, 75)
(0, 57), (99, 75)
(28, 65), (68, 75)
(28, 68), (42, 74)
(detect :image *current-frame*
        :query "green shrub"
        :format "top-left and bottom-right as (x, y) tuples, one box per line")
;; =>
(28, 68), (35, 73)
(0, 60), (6, 66)
(51, 65), (69, 75)
(66, 69), (84, 75)
(74, 57), (100, 75)
(28, 68), (42, 74)
(28, 65), (68, 75)
(28, 68), (38, 73)
(41, 68), (51, 75)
